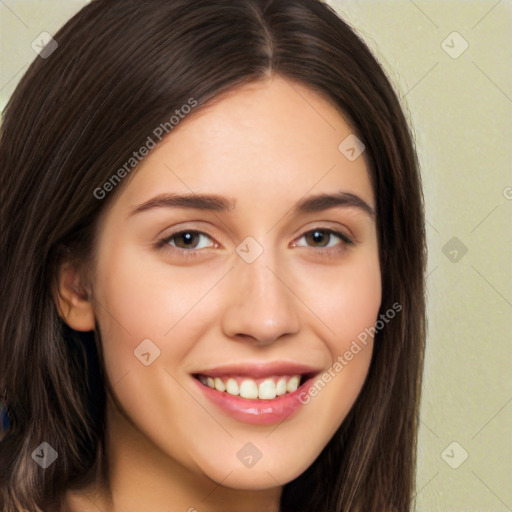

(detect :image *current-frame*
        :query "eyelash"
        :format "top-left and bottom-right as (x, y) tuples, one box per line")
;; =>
(155, 228), (354, 259)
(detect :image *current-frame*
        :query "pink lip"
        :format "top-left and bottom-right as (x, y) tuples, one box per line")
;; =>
(192, 361), (321, 379)
(192, 364), (320, 426)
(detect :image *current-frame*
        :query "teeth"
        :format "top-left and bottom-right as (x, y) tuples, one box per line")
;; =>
(275, 377), (287, 396)
(286, 376), (300, 393)
(258, 378), (276, 400)
(225, 378), (239, 396)
(239, 380), (259, 399)
(199, 374), (302, 400)
(214, 377), (226, 392)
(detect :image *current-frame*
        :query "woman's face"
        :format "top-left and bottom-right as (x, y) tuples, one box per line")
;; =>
(90, 75), (381, 489)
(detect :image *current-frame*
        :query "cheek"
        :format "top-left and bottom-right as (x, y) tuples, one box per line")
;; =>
(291, 252), (381, 423)
(91, 243), (211, 382)
(295, 249), (382, 353)
(333, 257), (381, 344)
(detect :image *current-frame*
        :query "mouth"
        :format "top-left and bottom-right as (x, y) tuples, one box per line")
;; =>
(191, 362), (321, 425)
(192, 373), (315, 400)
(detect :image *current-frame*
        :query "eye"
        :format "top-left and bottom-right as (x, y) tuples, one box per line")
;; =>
(161, 230), (215, 250)
(294, 228), (353, 250)
(156, 227), (353, 259)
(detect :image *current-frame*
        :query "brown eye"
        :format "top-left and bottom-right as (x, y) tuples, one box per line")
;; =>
(298, 229), (353, 249)
(304, 230), (331, 247)
(165, 231), (214, 250)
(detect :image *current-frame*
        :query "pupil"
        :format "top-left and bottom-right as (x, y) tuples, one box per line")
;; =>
(309, 230), (327, 247)
(180, 232), (197, 247)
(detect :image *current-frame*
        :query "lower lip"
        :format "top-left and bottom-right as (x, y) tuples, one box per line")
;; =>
(193, 376), (315, 425)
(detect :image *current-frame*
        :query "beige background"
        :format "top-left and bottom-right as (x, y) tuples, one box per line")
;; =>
(1, 1), (511, 510)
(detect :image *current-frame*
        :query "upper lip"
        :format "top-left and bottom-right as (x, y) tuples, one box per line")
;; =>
(192, 361), (322, 379)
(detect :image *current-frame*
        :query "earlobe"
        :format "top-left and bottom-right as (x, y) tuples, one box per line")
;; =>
(55, 264), (96, 332)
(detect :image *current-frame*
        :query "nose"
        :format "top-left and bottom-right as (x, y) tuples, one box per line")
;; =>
(220, 250), (301, 346)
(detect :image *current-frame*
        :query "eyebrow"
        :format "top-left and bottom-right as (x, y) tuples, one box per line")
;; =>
(129, 193), (236, 216)
(128, 191), (374, 218)
(294, 192), (374, 218)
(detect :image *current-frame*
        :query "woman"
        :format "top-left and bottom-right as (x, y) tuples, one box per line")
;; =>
(0, 0), (426, 510)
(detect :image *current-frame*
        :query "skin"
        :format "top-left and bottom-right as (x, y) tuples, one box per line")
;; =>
(57, 74), (381, 512)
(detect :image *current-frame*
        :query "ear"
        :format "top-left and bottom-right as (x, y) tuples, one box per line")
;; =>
(55, 263), (96, 332)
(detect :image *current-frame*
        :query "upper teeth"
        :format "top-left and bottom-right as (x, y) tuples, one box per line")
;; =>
(198, 375), (301, 400)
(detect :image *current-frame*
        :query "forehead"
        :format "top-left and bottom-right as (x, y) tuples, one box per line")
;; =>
(113, 75), (373, 214)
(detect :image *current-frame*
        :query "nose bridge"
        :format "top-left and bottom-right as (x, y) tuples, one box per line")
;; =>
(221, 243), (300, 344)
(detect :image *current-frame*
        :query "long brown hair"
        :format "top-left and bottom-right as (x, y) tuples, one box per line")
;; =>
(0, 1), (426, 510)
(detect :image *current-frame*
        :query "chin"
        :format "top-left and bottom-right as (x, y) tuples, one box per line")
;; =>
(198, 452), (314, 490)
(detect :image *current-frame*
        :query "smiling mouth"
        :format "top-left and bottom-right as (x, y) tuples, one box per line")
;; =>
(192, 373), (315, 400)
(191, 364), (321, 425)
